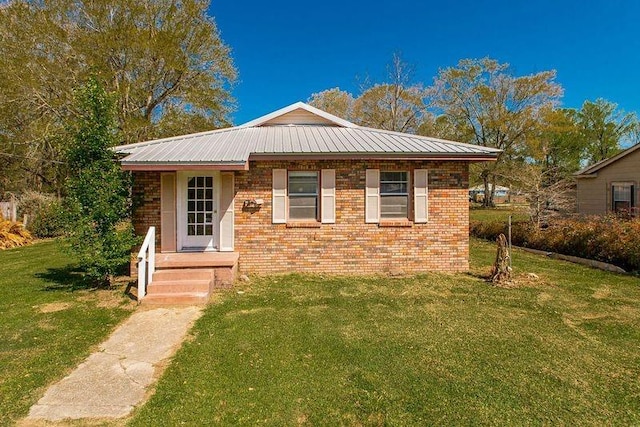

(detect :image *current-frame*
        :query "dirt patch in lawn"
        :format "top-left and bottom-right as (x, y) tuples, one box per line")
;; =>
(592, 286), (611, 299)
(37, 302), (72, 313)
(76, 285), (137, 309)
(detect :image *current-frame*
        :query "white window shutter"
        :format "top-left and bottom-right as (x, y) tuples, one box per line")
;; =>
(219, 172), (235, 251)
(160, 173), (177, 252)
(321, 169), (336, 223)
(272, 169), (287, 223)
(414, 169), (428, 223)
(365, 169), (380, 223)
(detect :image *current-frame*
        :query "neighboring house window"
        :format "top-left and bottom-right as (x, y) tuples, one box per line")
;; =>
(612, 183), (635, 212)
(380, 171), (409, 219)
(288, 171), (319, 220)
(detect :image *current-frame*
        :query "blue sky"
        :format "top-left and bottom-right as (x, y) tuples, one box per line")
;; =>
(210, 0), (640, 125)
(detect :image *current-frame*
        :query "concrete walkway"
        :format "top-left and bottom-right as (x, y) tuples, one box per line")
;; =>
(26, 306), (203, 422)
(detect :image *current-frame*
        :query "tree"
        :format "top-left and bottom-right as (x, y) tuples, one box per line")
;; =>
(427, 58), (563, 207)
(510, 108), (583, 225)
(308, 88), (355, 120)
(512, 162), (576, 228)
(529, 108), (584, 181)
(352, 54), (428, 133)
(64, 78), (138, 286)
(0, 0), (236, 194)
(578, 99), (638, 164)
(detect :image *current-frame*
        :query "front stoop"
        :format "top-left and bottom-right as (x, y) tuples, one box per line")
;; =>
(142, 252), (239, 305)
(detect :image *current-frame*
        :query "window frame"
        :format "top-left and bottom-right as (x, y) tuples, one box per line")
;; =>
(611, 182), (635, 213)
(379, 170), (410, 220)
(287, 170), (320, 221)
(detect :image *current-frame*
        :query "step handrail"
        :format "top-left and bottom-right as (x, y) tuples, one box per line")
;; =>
(137, 226), (156, 301)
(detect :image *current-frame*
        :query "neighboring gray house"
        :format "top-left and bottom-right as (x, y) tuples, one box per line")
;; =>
(575, 143), (640, 215)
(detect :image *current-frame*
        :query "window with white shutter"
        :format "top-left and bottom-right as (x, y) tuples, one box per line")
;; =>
(272, 168), (335, 223)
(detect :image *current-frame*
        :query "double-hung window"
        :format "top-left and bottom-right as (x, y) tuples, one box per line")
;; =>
(612, 183), (635, 213)
(272, 169), (335, 224)
(380, 171), (409, 219)
(366, 169), (428, 224)
(288, 171), (319, 220)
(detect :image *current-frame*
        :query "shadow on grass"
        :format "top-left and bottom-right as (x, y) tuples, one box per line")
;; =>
(36, 265), (99, 292)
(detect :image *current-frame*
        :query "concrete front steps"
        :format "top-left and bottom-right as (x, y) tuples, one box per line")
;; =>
(142, 252), (239, 305)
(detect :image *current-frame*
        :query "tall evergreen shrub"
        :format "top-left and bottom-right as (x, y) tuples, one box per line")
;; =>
(64, 78), (138, 285)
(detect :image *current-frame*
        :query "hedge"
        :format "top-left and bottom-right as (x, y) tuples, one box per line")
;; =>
(470, 216), (640, 273)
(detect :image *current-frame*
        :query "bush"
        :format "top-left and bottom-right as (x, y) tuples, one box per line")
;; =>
(470, 216), (640, 272)
(18, 191), (66, 238)
(63, 78), (138, 285)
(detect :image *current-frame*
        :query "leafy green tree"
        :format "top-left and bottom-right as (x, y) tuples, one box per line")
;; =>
(308, 88), (355, 120)
(522, 108), (584, 181)
(64, 78), (138, 286)
(0, 0), (236, 194)
(427, 58), (563, 207)
(578, 98), (637, 164)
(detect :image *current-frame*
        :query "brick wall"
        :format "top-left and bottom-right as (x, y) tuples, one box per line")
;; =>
(132, 171), (162, 248)
(234, 160), (469, 274)
(131, 160), (470, 275)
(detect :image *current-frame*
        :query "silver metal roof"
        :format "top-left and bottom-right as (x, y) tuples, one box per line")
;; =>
(116, 102), (501, 166)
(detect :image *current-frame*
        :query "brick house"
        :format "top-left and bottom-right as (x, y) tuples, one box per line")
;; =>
(116, 103), (499, 303)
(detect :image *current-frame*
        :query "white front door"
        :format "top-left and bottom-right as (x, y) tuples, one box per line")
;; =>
(177, 172), (218, 251)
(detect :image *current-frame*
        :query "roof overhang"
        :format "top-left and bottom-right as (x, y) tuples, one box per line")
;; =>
(574, 143), (640, 176)
(121, 162), (249, 171)
(248, 153), (498, 162)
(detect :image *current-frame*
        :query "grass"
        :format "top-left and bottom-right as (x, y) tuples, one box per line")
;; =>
(129, 239), (640, 425)
(0, 239), (135, 425)
(470, 204), (529, 223)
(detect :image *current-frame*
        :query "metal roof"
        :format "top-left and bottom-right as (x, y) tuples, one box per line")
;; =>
(116, 102), (501, 168)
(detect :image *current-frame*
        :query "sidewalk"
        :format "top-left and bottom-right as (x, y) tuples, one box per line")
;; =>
(26, 306), (203, 422)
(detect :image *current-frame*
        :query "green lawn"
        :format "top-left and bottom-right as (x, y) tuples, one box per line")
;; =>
(130, 239), (640, 425)
(0, 240), (135, 425)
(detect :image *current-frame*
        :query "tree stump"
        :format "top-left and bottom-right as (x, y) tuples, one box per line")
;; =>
(490, 233), (511, 283)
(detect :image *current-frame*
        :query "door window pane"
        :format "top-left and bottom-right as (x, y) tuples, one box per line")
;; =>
(186, 175), (215, 237)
